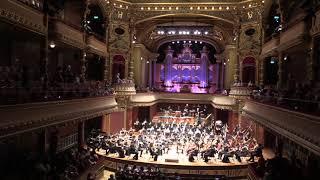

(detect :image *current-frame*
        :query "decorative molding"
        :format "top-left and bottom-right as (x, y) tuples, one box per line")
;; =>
(242, 101), (320, 156)
(0, 6), (46, 35)
(0, 96), (118, 139)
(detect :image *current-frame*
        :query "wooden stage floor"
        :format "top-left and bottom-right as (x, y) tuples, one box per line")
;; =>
(96, 148), (275, 167)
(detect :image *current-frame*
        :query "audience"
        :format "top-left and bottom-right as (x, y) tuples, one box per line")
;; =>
(0, 64), (114, 105)
(251, 84), (320, 115)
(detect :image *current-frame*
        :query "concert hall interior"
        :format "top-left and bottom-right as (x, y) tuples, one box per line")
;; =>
(1, 0), (320, 180)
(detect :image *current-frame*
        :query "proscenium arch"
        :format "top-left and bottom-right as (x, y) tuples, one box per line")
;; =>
(135, 13), (235, 25)
(155, 37), (224, 54)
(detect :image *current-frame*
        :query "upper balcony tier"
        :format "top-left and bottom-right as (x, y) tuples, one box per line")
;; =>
(0, 0), (46, 35)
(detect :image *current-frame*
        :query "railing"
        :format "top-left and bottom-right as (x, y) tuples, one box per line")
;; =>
(247, 163), (263, 180)
(251, 94), (320, 116)
(18, 0), (43, 11)
(87, 35), (107, 56)
(0, 81), (114, 105)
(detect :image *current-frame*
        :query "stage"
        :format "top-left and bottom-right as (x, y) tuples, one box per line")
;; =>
(96, 149), (274, 179)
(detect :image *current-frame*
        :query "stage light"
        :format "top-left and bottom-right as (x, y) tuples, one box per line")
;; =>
(49, 41), (56, 48)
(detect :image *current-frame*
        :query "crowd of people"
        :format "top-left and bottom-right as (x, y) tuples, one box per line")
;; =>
(32, 147), (100, 180)
(0, 64), (114, 105)
(88, 119), (262, 164)
(251, 84), (320, 115)
(107, 165), (228, 180)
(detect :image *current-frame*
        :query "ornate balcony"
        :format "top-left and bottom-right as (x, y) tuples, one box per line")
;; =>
(113, 81), (136, 96)
(0, 0), (46, 35)
(242, 101), (320, 156)
(0, 96), (118, 139)
(229, 85), (254, 100)
(50, 19), (85, 49)
(87, 35), (107, 57)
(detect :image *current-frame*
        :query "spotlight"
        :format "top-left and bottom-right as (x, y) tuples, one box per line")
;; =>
(49, 41), (56, 48)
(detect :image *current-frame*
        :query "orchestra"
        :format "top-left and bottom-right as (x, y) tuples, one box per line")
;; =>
(88, 114), (260, 164)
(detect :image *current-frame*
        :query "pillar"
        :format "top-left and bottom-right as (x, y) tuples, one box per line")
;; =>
(101, 114), (110, 133)
(200, 46), (209, 87)
(78, 121), (85, 148)
(224, 45), (237, 89)
(164, 46), (174, 86)
(307, 38), (315, 83)
(148, 59), (152, 88)
(277, 52), (283, 89)
(40, 18), (49, 88)
(259, 58), (265, 86)
(216, 63), (221, 90)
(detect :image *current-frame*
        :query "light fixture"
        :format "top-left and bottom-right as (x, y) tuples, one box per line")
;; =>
(146, 61), (150, 64)
(176, 7), (179, 10)
(119, 4), (122, 8)
(147, 7), (150, 10)
(183, 40), (186, 43)
(132, 40), (136, 43)
(162, 7), (165, 10)
(141, 7), (144, 10)
(197, 6), (200, 10)
(155, 7), (158, 10)
(195, 41), (198, 43)
(169, 7), (172, 10)
(204, 31), (208, 35)
(49, 41), (56, 48)
(177, 41), (180, 43)
(190, 7), (193, 10)
(200, 41), (203, 44)
(189, 41), (191, 43)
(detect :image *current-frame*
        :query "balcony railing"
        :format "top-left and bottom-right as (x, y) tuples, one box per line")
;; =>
(0, 81), (114, 105)
(251, 93), (320, 116)
(18, 0), (43, 11)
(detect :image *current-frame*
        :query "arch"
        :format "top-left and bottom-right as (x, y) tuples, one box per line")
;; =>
(112, 55), (125, 82)
(135, 13), (235, 25)
(242, 57), (256, 84)
(155, 37), (224, 54)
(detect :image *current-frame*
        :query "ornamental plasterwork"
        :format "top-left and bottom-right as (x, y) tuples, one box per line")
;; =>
(108, 22), (131, 53)
(238, 23), (262, 58)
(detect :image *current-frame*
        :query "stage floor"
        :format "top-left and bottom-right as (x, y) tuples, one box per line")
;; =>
(96, 148), (275, 167)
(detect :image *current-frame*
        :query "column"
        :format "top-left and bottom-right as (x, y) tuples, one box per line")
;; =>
(104, 56), (110, 82)
(277, 52), (283, 89)
(307, 38), (315, 83)
(153, 60), (157, 88)
(164, 46), (174, 86)
(259, 58), (265, 86)
(78, 121), (85, 148)
(148, 59), (152, 88)
(80, 51), (87, 82)
(40, 8), (49, 90)
(200, 46), (209, 87)
(216, 63), (221, 90)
